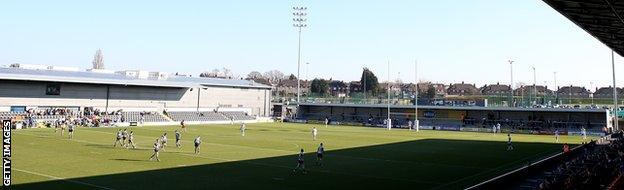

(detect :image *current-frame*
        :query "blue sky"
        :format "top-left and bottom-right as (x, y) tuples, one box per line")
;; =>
(1, 0), (621, 89)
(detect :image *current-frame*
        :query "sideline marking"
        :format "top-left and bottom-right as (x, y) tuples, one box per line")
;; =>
(14, 168), (115, 190)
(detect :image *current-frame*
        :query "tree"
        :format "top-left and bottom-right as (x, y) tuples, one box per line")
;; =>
(199, 68), (235, 79)
(92, 49), (104, 69)
(199, 69), (219, 78)
(246, 71), (263, 79)
(264, 70), (285, 86)
(288, 74), (297, 80)
(310, 78), (329, 95)
(424, 85), (436, 99)
(221, 67), (233, 78)
(360, 68), (380, 95)
(199, 71), (213, 78)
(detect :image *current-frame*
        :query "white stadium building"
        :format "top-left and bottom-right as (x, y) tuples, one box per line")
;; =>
(0, 64), (272, 125)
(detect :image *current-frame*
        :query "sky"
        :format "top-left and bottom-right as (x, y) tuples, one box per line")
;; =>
(1, 0), (622, 90)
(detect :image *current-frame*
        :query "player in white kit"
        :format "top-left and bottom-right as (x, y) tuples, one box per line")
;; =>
(240, 123), (246, 136)
(312, 127), (318, 141)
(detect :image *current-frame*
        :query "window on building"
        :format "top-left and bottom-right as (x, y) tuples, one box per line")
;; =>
(45, 84), (61, 95)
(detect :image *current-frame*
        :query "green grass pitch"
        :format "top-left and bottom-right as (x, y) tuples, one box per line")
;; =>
(10, 123), (588, 190)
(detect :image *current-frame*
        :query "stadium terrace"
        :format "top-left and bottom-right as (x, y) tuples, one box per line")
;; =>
(0, 65), (272, 126)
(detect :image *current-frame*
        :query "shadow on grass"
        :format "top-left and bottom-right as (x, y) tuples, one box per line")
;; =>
(110, 158), (146, 162)
(85, 144), (118, 149)
(12, 139), (567, 190)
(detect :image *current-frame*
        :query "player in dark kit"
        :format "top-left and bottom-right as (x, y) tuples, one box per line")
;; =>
(122, 129), (128, 147)
(194, 136), (202, 154)
(175, 130), (181, 148)
(127, 131), (136, 149)
(316, 143), (324, 166)
(180, 120), (187, 132)
(293, 149), (307, 174)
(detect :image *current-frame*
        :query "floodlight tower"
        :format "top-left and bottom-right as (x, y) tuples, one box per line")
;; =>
(305, 62), (310, 81)
(293, 6), (307, 105)
(554, 72), (558, 104)
(532, 66), (537, 105)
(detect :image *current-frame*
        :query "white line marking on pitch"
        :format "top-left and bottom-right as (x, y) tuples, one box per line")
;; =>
(429, 149), (556, 190)
(14, 168), (115, 190)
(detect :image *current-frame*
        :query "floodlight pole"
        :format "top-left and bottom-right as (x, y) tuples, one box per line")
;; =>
(590, 81), (594, 105)
(533, 66), (537, 105)
(612, 50), (619, 131)
(554, 72), (558, 104)
(305, 62), (310, 81)
(293, 6), (307, 105)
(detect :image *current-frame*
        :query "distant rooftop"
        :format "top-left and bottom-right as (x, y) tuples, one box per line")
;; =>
(0, 66), (271, 89)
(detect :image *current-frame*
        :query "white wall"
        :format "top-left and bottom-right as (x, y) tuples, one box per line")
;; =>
(0, 80), (271, 116)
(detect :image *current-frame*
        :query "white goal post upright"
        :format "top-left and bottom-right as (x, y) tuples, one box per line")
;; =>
(415, 59), (419, 132)
(387, 59), (391, 130)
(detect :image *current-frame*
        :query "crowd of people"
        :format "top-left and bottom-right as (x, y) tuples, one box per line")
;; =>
(538, 134), (624, 189)
(16, 109), (164, 128)
(24, 107), (74, 116)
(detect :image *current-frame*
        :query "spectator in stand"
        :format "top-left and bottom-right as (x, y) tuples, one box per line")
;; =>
(538, 134), (624, 190)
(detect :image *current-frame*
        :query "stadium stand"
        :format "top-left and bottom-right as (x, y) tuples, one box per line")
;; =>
(99, 111), (169, 123)
(221, 111), (255, 120)
(534, 138), (624, 190)
(467, 132), (624, 190)
(31, 114), (66, 120)
(0, 111), (24, 120)
(166, 111), (255, 122)
(295, 103), (610, 134)
(2, 108), (258, 128)
(0, 66), (272, 120)
(167, 111), (229, 122)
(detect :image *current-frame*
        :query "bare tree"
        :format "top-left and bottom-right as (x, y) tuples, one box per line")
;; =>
(92, 49), (104, 69)
(264, 70), (285, 86)
(247, 71), (264, 79)
(221, 67), (232, 78)
(200, 68), (236, 79)
(199, 69), (218, 78)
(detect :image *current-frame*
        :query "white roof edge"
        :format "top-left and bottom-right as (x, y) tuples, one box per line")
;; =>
(0, 67), (272, 89)
(0, 74), (192, 88)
